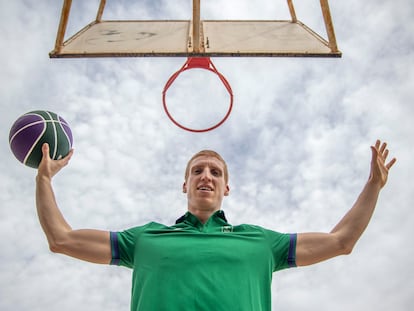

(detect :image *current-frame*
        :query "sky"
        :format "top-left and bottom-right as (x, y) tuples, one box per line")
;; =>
(1, 0), (413, 310)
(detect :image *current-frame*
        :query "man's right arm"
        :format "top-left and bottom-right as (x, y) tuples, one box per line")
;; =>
(35, 143), (112, 264)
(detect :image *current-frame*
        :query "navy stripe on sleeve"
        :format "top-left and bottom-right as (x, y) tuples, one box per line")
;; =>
(288, 233), (297, 268)
(110, 231), (120, 266)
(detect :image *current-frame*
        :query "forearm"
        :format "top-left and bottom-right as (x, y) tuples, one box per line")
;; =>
(330, 180), (382, 252)
(35, 175), (72, 250)
(34, 145), (112, 264)
(296, 141), (395, 266)
(297, 180), (382, 266)
(35, 176), (112, 264)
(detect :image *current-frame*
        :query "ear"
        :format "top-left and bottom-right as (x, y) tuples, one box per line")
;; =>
(182, 182), (187, 193)
(224, 185), (230, 196)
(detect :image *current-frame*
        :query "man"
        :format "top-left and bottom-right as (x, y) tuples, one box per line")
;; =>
(35, 140), (396, 311)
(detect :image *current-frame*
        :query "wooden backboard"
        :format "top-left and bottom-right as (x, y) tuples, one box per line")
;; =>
(50, 0), (341, 58)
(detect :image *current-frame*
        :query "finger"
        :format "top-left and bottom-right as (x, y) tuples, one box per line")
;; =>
(375, 140), (380, 150)
(380, 142), (387, 153)
(386, 157), (397, 170)
(56, 148), (74, 166)
(383, 149), (389, 161)
(61, 149), (74, 164)
(67, 148), (74, 158)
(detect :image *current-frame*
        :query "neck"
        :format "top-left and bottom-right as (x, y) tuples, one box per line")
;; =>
(188, 208), (219, 224)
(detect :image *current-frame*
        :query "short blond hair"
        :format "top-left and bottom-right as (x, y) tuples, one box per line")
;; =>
(184, 150), (229, 183)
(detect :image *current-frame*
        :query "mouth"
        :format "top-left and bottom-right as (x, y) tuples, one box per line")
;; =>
(197, 186), (214, 192)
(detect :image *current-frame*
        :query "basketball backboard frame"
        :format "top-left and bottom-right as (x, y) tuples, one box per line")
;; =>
(49, 0), (341, 58)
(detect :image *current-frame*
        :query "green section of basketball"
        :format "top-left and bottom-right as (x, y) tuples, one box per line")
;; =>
(25, 111), (72, 168)
(33, 110), (60, 121)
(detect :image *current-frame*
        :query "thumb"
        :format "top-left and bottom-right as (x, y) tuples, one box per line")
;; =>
(370, 145), (378, 162)
(41, 143), (51, 161)
(369, 146), (379, 181)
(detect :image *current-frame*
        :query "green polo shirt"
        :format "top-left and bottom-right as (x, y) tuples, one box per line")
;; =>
(110, 211), (296, 311)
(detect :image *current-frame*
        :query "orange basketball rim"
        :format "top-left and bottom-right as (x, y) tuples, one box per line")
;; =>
(162, 57), (234, 133)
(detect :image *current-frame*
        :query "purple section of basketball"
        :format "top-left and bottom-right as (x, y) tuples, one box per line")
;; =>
(9, 115), (45, 163)
(59, 116), (73, 146)
(9, 114), (43, 139)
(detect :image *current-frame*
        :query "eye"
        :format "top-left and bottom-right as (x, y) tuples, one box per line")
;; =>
(211, 169), (221, 177)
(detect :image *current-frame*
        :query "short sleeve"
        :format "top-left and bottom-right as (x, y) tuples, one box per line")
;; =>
(263, 229), (297, 271)
(110, 224), (151, 268)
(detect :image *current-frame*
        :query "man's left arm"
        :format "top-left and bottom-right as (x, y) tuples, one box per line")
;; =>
(295, 140), (396, 266)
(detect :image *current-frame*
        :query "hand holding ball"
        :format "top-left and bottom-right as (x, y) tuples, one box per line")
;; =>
(9, 110), (73, 168)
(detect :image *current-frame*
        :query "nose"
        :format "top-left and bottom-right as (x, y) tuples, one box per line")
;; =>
(200, 168), (212, 181)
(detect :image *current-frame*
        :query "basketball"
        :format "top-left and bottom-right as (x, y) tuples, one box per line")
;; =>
(9, 110), (73, 168)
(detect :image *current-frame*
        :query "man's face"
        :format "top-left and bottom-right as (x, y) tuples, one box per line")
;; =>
(183, 155), (230, 214)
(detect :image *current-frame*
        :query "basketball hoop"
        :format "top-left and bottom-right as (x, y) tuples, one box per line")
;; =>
(162, 57), (233, 133)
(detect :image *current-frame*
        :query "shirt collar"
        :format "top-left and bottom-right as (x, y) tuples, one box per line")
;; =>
(175, 210), (229, 227)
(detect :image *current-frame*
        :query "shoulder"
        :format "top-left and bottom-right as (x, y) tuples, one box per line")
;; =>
(118, 221), (168, 236)
(234, 224), (292, 240)
(235, 223), (281, 234)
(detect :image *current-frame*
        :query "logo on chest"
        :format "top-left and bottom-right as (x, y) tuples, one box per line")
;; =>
(221, 225), (233, 233)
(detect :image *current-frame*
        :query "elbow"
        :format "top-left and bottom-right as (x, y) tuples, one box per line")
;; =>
(48, 237), (69, 254)
(341, 242), (355, 255)
(337, 238), (355, 256)
(341, 245), (354, 255)
(48, 240), (63, 254)
(44, 229), (74, 254)
(49, 242), (62, 254)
